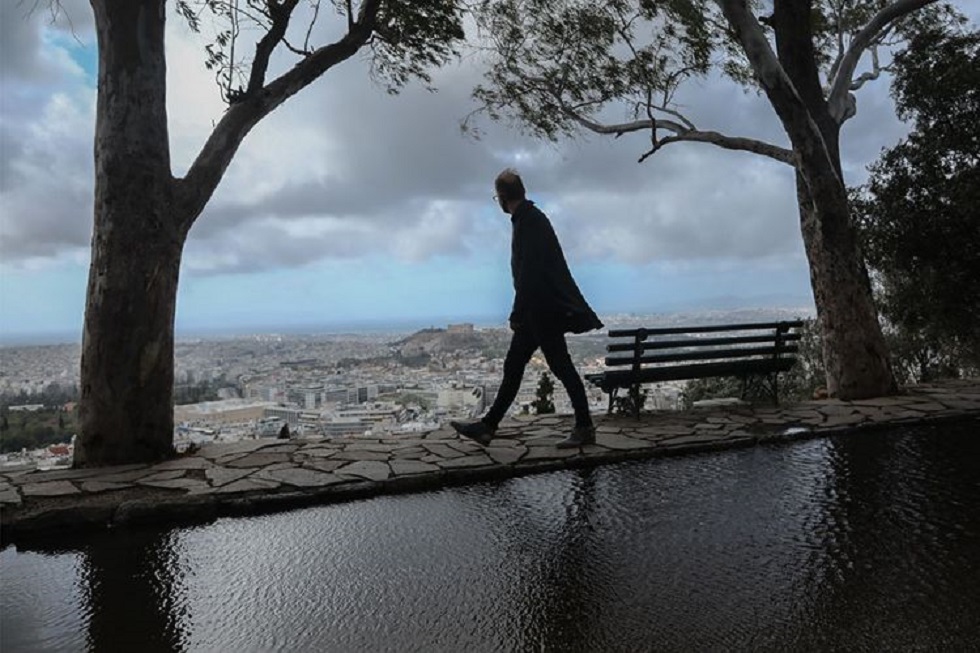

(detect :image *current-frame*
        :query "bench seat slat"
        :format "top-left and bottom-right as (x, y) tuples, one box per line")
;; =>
(606, 333), (802, 353)
(588, 358), (795, 388)
(605, 345), (799, 367)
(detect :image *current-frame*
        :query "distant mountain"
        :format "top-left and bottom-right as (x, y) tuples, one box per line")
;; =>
(389, 325), (509, 363)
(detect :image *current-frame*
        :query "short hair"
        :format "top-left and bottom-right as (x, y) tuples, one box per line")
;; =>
(495, 168), (526, 202)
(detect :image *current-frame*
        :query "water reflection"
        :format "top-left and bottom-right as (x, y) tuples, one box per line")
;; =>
(78, 529), (188, 652)
(2, 419), (978, 652)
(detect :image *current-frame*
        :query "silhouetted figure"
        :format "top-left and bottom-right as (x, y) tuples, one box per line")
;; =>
(278, 424), (290, 439)
(452, 169), (602, 448)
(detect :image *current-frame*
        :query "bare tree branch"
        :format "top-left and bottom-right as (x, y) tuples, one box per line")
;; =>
(827, 0), (938, 122)
(564, 107), (794, 165)
(245, 0), (301, 97)
(178, 0), (382, 227)
(849, 46), (891, 90)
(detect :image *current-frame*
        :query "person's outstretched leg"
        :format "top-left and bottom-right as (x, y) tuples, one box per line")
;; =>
(482, 327), (537, 427)
(538, 328), (595, 448)
(451, 327), (536, 445)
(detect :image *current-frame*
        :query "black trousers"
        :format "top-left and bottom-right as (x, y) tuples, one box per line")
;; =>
(483, 325), (593, 428)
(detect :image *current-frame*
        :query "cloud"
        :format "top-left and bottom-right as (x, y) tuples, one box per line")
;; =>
(0, 2), (924, 281)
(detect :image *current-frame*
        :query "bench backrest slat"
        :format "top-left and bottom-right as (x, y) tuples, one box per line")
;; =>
(606, 332), (802, 353)
(605, 345), (799, 367)
(607, 320), (804, 339)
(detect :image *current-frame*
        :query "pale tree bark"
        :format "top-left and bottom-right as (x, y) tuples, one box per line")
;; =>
(76, 0), (382, 466)
(718, 0), (896, 400)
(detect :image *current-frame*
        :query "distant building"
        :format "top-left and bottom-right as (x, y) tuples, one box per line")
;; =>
(436, 384), (485, 414)
(265, 405), (301, 428)
(322, 418), (370, 438)
(174, 399), (277, 425)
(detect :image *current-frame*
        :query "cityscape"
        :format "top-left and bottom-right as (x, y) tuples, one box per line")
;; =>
(0, 307), (812, 469)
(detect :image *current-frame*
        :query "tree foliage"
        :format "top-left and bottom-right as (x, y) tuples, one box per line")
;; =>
(682, 318), (826, 406)
(468, 0), (959, 163)
(0, 408), (76, 454)
(532, 371), (556, 414)
(853, 23), (980, 381)
(174, 0), (466, 102)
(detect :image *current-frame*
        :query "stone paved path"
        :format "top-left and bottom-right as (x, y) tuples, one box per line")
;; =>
(2, 380), (978, 541)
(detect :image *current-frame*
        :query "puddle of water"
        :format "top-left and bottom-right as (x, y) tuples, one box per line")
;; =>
(2, 419), (979, 652)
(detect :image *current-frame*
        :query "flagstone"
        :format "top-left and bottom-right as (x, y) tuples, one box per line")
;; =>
(880, 409), (931, 420)
(205, 467), (253, 487)
(391, 451), (429, 461)
(390, 460), (442, 476)
(10, 465), (143, 485)
(486, 447), (525, 465)
(265, 462), (297, 471)
(151, 457), (214, 471)
(0, 488), (23, 504)
(524, 428), (563, 438)
(693, 422), (727, 430)
(727, 414), (760, 424)
(595, 433), (649, 450)
(345, 443), (397, 453)
(437, 454), (494, 469)
(261, 444), (299, 454)
(422, 443), (466, 459)
(260, 468), (347, 488)
(303, 460), (348, 473)
(523, 447), (578, 460)
(22, 481), (80, 497)
(447, 441), (483, 454)
(139, 470), (187, 482)
(214, 452), (251, 465)
(423, 429), (456, 440)
(138, 478), (210, 491)
(225, 453), (292, 468)
(903, 402), (951, 413)
(302, 448), (339, 458)
(212, 478), (281, 494)
(91, 469), (158, 483)
(336, 460), (391, 481)
(938, 399), (980, 410)
(334, 450), (389, 462)
(80, 481), (132, 494)
(596, 425), (623, 434)
(391, 447), (426, 458)
(487, 438), (521, 447)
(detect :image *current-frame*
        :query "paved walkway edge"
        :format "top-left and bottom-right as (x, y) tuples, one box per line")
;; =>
(3, 399), (977, 547)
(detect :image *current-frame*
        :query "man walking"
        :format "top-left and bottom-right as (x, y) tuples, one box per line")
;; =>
(451, 169), (603, 449)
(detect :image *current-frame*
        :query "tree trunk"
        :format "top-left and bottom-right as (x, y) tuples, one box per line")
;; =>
(794, 171), (896, 399)
(751, 0), (897, 399)
(75, 0), (185, 466)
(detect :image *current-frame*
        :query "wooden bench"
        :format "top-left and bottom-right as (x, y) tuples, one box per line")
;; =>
(585, 320), (804, 417)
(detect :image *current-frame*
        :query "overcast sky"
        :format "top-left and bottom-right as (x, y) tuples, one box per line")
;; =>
(1, 1), (975, 342)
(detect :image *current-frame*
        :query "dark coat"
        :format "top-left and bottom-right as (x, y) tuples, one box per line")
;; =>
(509, 200), (603, 334)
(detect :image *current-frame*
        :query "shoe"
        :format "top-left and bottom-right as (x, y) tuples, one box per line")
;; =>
(450, 420), (496, 446)
(556, 425), (596, 449)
